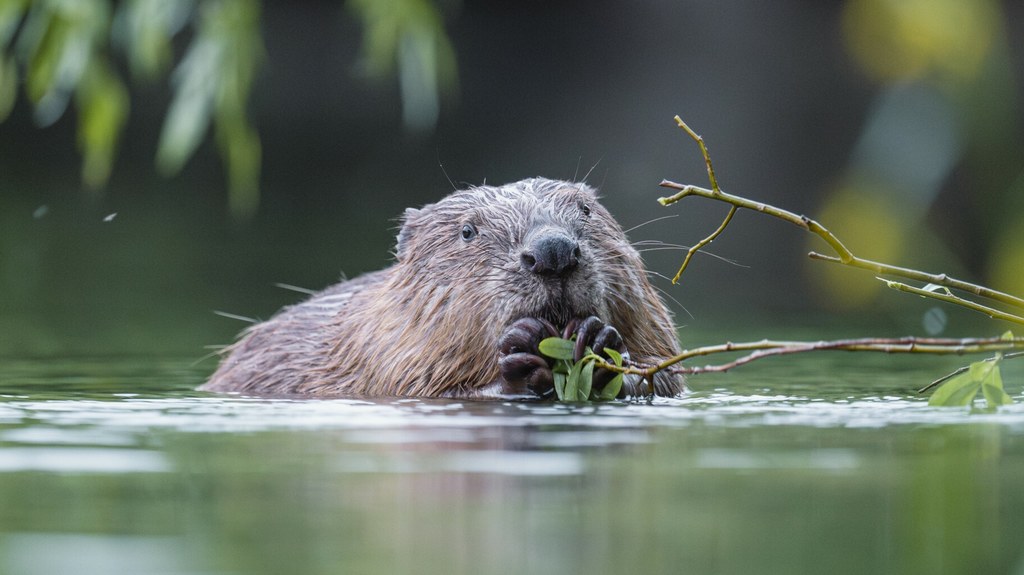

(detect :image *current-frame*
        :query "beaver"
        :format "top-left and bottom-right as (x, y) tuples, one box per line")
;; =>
(202, 178), (685, 399)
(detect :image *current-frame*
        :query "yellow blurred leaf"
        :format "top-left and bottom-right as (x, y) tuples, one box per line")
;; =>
(811, 183), (907, 309)
(843, 0), (1001, 84)
(988, 219), (1024, 299)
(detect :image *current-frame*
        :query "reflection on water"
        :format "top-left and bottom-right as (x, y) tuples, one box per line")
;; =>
(0, 356), (1023, 574)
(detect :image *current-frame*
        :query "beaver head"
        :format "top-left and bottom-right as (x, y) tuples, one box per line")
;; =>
(393, 178), (629, 332)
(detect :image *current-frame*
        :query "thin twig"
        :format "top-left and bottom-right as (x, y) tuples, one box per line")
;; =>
(808, 252), (1024, 311)
(672, 205), (737, 283)
(879, 278), (1024, 325)
(674, 116), (720, 194)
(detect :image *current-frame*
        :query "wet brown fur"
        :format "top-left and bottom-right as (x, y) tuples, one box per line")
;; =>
(202, 178), (684, 398)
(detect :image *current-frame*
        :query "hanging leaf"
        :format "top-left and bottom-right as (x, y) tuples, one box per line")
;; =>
(348, 0), (457, 132)
(76, 59), (128, 189)
(155, 0), (263, 218)
(156, 35), (217, 176)
(21, 0), (109, 127)
(120, 0), (190, 81)
(217, 109), (261, 219)
(0, 0), (28, 48)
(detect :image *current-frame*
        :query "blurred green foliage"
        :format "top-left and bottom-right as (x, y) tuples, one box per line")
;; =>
(812, 0), (1024, 309)
(349, 0), (457, 132)
(0, 0), (456, 220)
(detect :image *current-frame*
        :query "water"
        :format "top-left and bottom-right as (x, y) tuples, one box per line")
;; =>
(1, 354), (1023, 575)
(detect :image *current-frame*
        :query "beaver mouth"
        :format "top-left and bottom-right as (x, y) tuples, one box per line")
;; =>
(529, 293), (598, 332)
(510, 272), (601, 331)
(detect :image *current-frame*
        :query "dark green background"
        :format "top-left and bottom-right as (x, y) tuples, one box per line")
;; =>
(1, 1), (1021, 360)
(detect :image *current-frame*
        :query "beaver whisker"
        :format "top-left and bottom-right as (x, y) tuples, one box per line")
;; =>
(623, 214), (679, 234)
(649, 283), (692, 319)
(631, 239), (687, 248)
(635, 246), (694, 254)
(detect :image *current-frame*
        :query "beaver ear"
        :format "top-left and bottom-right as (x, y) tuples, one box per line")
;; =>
(395, 207), (422, 262)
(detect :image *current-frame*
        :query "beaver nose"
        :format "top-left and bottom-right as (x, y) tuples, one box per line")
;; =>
(521, 234), (581, 277)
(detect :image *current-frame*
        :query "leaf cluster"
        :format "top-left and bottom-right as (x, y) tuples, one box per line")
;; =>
(0, 0), (264, 218)
(538, 337), (624, 402)
(927, 332), (1017, 409)
(928, 355), (1012, 409)
(0, 0), (457, 220)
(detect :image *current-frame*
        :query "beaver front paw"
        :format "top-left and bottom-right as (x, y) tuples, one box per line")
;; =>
(497, 316), (631, 399)
(564, 316), (629, 397)
(497, 317), (559, 398)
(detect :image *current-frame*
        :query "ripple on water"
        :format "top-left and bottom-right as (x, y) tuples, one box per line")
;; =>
(0, 391), (1022, 439)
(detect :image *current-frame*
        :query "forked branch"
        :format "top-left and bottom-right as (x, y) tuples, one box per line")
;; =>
(658, 116), (1024, 325)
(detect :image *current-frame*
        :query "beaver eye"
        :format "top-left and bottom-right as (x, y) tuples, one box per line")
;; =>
(461, 223), (478, 242)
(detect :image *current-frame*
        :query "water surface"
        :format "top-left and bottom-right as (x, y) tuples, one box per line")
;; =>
(1, 354), (1022, 575)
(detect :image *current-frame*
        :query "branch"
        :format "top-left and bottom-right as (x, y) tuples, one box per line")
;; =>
(659, 116), (1024, 321)
(593, 336), (1024, 381)
(879, 279), (1024, 325)
(808, 252), (1024, 312)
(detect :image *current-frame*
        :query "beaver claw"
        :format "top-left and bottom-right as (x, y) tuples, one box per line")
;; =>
(497, 315), (628, 399)
(564, 316), (628, 396)
(498, 317), (559, 398)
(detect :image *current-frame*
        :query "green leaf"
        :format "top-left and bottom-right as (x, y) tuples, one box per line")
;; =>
(21, 0), (108, 126)
(552, 360), (569, 375)
(928, 367), (982, 407)
(982, 380), (1013, 408)
(76, 60), (128, 189)
(0, 0), (28, 48)
(538, 337), (575, 361)
(564, 357), (583, 401)
(156, 36), (216, 176)
(1000, 330), (1015, 340)
(553, 371), (566, 401)
(218, 114), (261, 220)
(23, 7), (67, 104)
(155, 0), (264, 221)
(121, 0), (187, 81)
(604, 348), (623, 367)
(578, 359), (594, 401)
(598, 373), (623, 401)
(980, 359), (1012, 408)
(348, 0), (457, 131)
